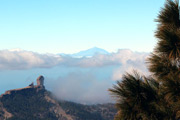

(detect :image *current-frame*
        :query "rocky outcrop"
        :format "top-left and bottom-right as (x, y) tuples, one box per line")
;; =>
(0, 76), (116, 120)
(0, 76), (45, 98)
(36, 75), (44, 87)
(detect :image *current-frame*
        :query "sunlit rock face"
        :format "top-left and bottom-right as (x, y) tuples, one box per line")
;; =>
(36, 75), (44, 88)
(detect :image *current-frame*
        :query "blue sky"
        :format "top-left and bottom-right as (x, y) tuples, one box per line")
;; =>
(0, 0), (164, 53)
(0, 0), (166, 103)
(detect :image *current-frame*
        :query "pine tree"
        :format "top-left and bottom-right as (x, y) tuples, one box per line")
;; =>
(109, 0), (180, 119)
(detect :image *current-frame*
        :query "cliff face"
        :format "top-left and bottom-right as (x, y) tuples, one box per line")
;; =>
(0, 87), (116, 120)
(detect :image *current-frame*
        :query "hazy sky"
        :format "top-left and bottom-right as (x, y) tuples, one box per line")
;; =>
(0, 0), (165, 54)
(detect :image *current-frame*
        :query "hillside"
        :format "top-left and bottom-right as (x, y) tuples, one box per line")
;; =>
(0, 76), (116, 120)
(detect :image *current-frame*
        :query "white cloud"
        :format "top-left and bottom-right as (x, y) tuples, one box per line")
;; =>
(46, 71), (113, 104)
(111, 49), (149, 80)
(0, 49), (148, 70)
(0, 50), (62, 70)
(0, 49), (150, 104)
(61, 49), (148, 68)
(112, 64), (148, 81)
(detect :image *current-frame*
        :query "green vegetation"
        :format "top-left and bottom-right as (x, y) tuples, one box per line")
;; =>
(109, 0), (180, 120)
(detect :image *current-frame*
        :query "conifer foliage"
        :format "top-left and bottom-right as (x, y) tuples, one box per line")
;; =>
(109, 0), (180, 119)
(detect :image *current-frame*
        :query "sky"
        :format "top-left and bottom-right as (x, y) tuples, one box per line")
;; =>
(0, 0), (165, 54)
(0, 0), (166, 104)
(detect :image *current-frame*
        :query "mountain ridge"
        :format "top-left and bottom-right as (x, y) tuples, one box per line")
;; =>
(0, 76), (116, 120)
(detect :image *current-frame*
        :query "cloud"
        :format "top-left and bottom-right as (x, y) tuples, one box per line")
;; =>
(112, 63), (149, 81)
(0, 49), (148, 70)
(0, 48), (150, 104)
(111, 49), (149, 80)
(46, 71), (113, 104)
(0, 49), (62, 70)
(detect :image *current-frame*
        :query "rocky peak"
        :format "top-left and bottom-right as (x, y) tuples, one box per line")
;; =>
(37, 75), (44, 86)
(0, 75), (45, 98)
(0, 76), (116, 120)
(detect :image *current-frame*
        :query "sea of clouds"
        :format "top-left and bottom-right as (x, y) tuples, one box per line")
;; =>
(0, 49), (149, 104)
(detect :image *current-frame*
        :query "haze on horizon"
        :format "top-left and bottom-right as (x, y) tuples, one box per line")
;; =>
(0, 0), (165, 104)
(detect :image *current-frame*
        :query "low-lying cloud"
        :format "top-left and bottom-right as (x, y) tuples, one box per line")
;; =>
(47, 71), (113, 104)
(0, 49), (149, 104)
(0, 49), (148, 71)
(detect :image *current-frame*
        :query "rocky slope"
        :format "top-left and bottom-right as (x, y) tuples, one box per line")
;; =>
(0, 86), (116, 120)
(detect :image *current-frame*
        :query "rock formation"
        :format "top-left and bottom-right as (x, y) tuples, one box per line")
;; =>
(0, 75), (116, 120)
(0, 75), (45, 97)
(29, 82), (34, 87)
(36, 75), (44, 87)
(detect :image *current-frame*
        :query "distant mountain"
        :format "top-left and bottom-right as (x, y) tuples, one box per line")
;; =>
(0, 76), (116, 120)
(72, 47), (109, 57)
(59, 47), (109, 57)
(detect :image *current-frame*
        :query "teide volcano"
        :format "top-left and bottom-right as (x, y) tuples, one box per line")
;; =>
(0, 76), (116, 120)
